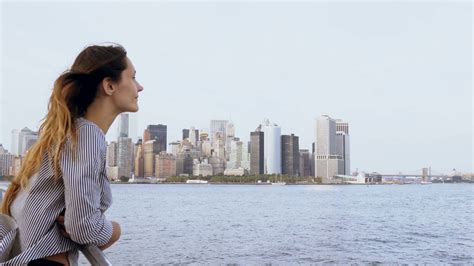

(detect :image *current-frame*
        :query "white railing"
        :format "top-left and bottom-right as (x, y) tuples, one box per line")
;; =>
(80, 245), (112, 265)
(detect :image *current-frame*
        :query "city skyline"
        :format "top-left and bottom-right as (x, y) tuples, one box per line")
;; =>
(1, 2), (472, 173)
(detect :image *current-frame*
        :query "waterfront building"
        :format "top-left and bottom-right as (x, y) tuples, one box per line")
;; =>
(193, 159), (213, 177)
(281, 134), (300, 176)
(176, 151), (193, 176)
(250, 130), (264, 175)
(106, 166), (118, 181)
(299, 149), (312, 177)
(209, 155), (225, 175)
(155, 152), (176, 178)
(224, 167), (246, 176)
(117, 137), (133, 179)
(333, 174), (365, 184)
(315, 115), (344, 183)
(262, 119), (282, 174)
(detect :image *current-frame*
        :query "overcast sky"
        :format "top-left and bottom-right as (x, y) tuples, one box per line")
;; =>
(1, 1), (472, 174)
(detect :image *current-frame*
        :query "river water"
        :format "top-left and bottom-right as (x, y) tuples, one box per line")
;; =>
(74, 183), (472, 264)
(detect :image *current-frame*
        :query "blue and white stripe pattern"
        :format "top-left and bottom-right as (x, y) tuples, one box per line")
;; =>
(1, 117), (113, 265)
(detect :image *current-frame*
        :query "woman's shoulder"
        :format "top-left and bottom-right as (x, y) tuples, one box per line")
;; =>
(75, 118), (106, 145)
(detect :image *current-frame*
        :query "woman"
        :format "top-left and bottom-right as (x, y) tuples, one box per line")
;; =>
(0, 44), (144, 265)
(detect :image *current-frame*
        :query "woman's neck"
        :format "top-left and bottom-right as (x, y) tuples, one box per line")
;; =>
(84, 101), (119, 134)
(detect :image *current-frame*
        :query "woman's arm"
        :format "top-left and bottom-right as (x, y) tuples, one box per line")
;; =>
(56, 217), (121, 250)
(61, 124), (115, 247)
(99, 221), (121, 250)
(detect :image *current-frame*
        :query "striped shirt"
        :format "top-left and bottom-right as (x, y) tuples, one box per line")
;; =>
(1, 117), (113, 265)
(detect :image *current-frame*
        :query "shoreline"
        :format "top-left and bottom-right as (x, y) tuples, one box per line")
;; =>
(110, 181), (471, 185)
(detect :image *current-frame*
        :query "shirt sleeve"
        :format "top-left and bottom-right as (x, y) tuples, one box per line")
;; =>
(61, 124), (113, 246)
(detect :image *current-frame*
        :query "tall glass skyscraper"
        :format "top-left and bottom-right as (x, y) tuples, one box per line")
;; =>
(262, 119), (281, 175)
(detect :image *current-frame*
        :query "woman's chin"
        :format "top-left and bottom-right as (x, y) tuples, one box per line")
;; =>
(126, 104), (139, 113)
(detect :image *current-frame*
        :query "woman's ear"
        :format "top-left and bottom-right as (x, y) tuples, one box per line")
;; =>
(101, 77), (115, 96)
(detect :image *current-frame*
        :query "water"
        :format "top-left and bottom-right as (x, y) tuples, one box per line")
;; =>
(75, 184), (471, 264)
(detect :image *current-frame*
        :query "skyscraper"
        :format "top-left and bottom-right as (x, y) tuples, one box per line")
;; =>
(188, 126), (198, 147)
(210, 120), (228, 143)
(212, 132), (226, 162)
(227, 139), (250, 171)
(281, 134), (299, 176)
(336, 121), (349, 134)
(262, 119), (282, 174)
(146, 124), (167, 153)
(15, 127), (38, 156)
(315, 115), (344, 183)
(335, 132), (350, 175)
(155, 152), (176, 178)
(336, 120), (351, 175)
(143, 140), (160, 177)
(117, 137), (133, 178)
(134, 139), (144, 178)
(106, 141), (117, 167)
(225, 122), (235, 161)
(0, 145), (14, 176)
(176, 151), (193, 175)
(299, 149), (312, 177)
(182, 129), (189, 140)
(250, 130), (264, 175)
(118, 113), (129, 138)
(169, 141), (181, 156)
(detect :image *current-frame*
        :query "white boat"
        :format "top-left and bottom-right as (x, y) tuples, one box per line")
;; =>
(186, 179), (208, 184)
(271, 175), (286, 185)
(271, 182), (286, 185)
(420, 181), (432, 185)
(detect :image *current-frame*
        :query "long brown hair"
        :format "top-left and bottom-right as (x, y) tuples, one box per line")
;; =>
(1, 44), (127, 215)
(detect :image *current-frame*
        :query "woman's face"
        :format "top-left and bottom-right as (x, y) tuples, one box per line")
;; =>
(111, 57), (144, 113)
